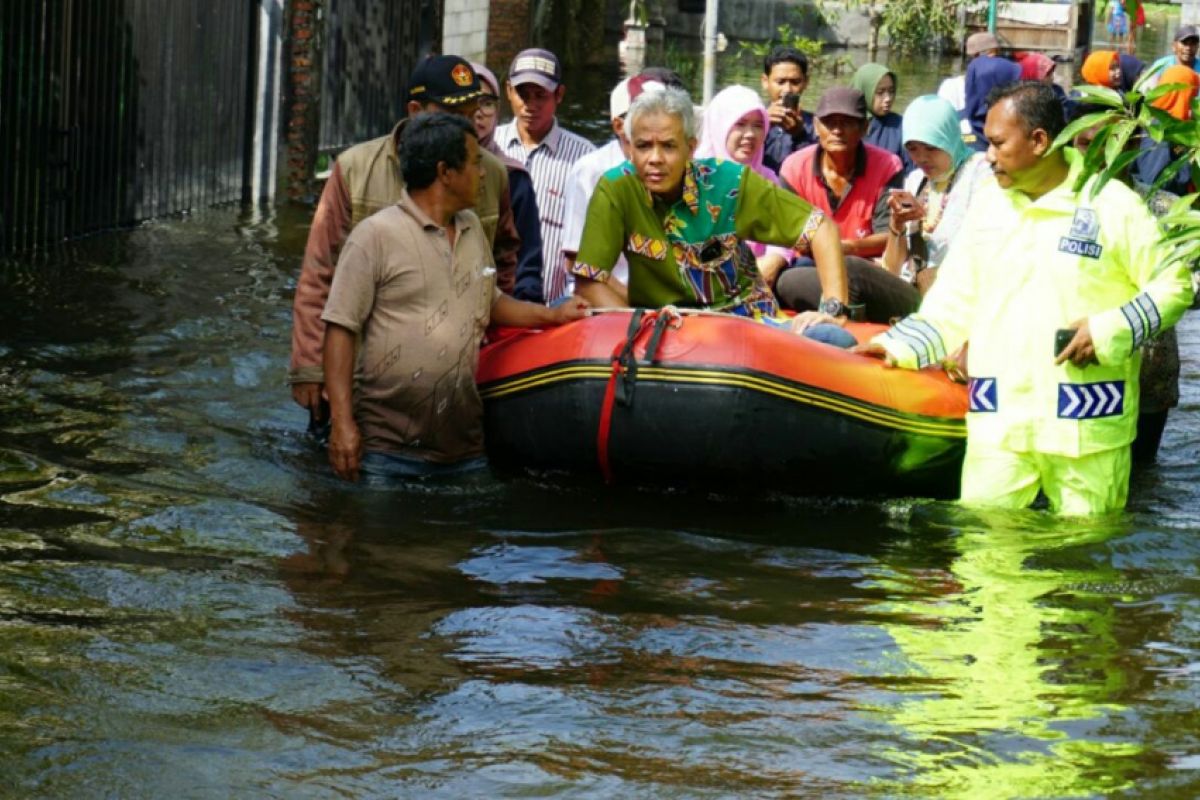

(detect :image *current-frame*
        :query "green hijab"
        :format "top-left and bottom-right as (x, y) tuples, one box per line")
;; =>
(851, 63), (895, 119)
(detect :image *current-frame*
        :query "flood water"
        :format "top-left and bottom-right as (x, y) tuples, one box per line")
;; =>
(4, 18), (1200, 799)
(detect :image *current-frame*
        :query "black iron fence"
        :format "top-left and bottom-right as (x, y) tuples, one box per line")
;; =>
(1, 0), (256, 256)
(1, 0), (441, 257)
(319, 0), (441, 154)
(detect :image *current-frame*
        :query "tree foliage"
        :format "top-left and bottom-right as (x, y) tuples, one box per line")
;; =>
(834, 0), (970, 54)
(738, 0), (969, 64)
(875, 0), (972, 53)
(1051, 77), (1200, 274)
(734, 11), (854, 76)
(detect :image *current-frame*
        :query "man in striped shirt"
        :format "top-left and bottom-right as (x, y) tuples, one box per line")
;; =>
(495, 48), (596, 303)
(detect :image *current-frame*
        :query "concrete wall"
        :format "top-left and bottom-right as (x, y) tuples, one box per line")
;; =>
(443, 0), (490, 61)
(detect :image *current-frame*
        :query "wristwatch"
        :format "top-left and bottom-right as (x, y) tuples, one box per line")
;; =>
(819, 297), (849, 318)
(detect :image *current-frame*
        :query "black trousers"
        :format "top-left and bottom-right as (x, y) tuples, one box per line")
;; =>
(775, 256), (921, 324)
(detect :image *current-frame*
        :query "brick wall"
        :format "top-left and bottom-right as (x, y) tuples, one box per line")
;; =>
(285, 0), (322, 202)
(486, 0), (531, 73)
(443, 0), (490, 61)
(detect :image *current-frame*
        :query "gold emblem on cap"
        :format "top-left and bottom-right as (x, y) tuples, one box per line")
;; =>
(451, 64), (474, 87)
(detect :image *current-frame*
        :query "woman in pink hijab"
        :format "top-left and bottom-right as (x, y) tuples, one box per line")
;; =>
(696, 85), (793, 283)
(696, 85), (780, 185)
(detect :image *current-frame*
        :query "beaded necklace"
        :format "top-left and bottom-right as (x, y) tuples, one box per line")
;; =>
(916, 160), (964, 235)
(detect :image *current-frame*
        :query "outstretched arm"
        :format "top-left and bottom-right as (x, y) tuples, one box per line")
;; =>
(573, 275), (628, 309)
(490, 293), (591, 327)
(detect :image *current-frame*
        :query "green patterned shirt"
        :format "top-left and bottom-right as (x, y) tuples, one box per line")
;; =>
(571, 158), (823, 317)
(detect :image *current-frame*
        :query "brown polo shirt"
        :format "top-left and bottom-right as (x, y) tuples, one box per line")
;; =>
(322, 190), (498, 463)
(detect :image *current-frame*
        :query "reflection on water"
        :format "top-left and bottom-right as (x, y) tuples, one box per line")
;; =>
(870, 511), (1146, 797)
(3, 18), (1200, 796)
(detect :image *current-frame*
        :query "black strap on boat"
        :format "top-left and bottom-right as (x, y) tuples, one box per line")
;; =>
(598, 308), (682, 483)
(621, 311), (675, 403)
(643, 311), (673, 364)
(613, 309), (647, 407)
(614, 308), (676, 407)
(600, 309), (649, 482)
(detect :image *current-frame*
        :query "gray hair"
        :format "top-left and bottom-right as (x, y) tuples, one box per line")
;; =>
(627, 86), (696, 140)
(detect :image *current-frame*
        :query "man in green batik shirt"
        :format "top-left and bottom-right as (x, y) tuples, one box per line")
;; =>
(571, 86), (851, 335)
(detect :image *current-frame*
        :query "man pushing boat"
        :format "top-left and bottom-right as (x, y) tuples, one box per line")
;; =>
(321, 114), (588, 482)
(569, 86), (854, 343)
(856, 82), (1193, 515)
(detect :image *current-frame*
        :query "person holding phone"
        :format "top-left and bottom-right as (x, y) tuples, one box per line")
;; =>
(856, 82), (1193, 515)
(759, 46), (817, 174)
(880, 95), (994, 295)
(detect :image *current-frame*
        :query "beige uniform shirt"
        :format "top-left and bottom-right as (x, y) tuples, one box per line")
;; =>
(322, 191), (498, 463)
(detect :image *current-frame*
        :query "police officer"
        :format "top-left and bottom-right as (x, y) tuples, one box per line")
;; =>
(856, 81), (1193, 515)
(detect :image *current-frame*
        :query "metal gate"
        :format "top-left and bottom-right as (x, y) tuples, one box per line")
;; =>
(319, 0), (441, 154)
(1, 0), (440, 257)
(0, 0), (255, 256)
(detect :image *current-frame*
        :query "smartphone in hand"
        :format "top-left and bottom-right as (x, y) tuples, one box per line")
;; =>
(889, 188), (918, 210)
(1055, 327), (1076, 356)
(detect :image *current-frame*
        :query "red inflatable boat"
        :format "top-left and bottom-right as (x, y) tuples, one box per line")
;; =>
(477, 309), (968, 497)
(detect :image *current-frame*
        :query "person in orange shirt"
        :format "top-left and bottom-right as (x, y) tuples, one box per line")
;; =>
(1133, 65), (1200, 197)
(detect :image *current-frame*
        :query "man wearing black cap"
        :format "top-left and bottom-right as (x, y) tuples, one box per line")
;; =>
(1148, 24), (1200, 85)
(289, 55), (521, 428)
(776, 87), (919, 321)
(495, 48), (596, 303)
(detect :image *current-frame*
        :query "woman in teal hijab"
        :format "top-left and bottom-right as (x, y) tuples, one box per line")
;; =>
(851, 62), (911, 170)
(880, 95), (992, 294)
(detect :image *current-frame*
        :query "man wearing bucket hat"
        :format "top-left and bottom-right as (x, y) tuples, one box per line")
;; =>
(495, 49), (596, 303)
(289, 55), (521, 429)
(939, 32), (1002, 142)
